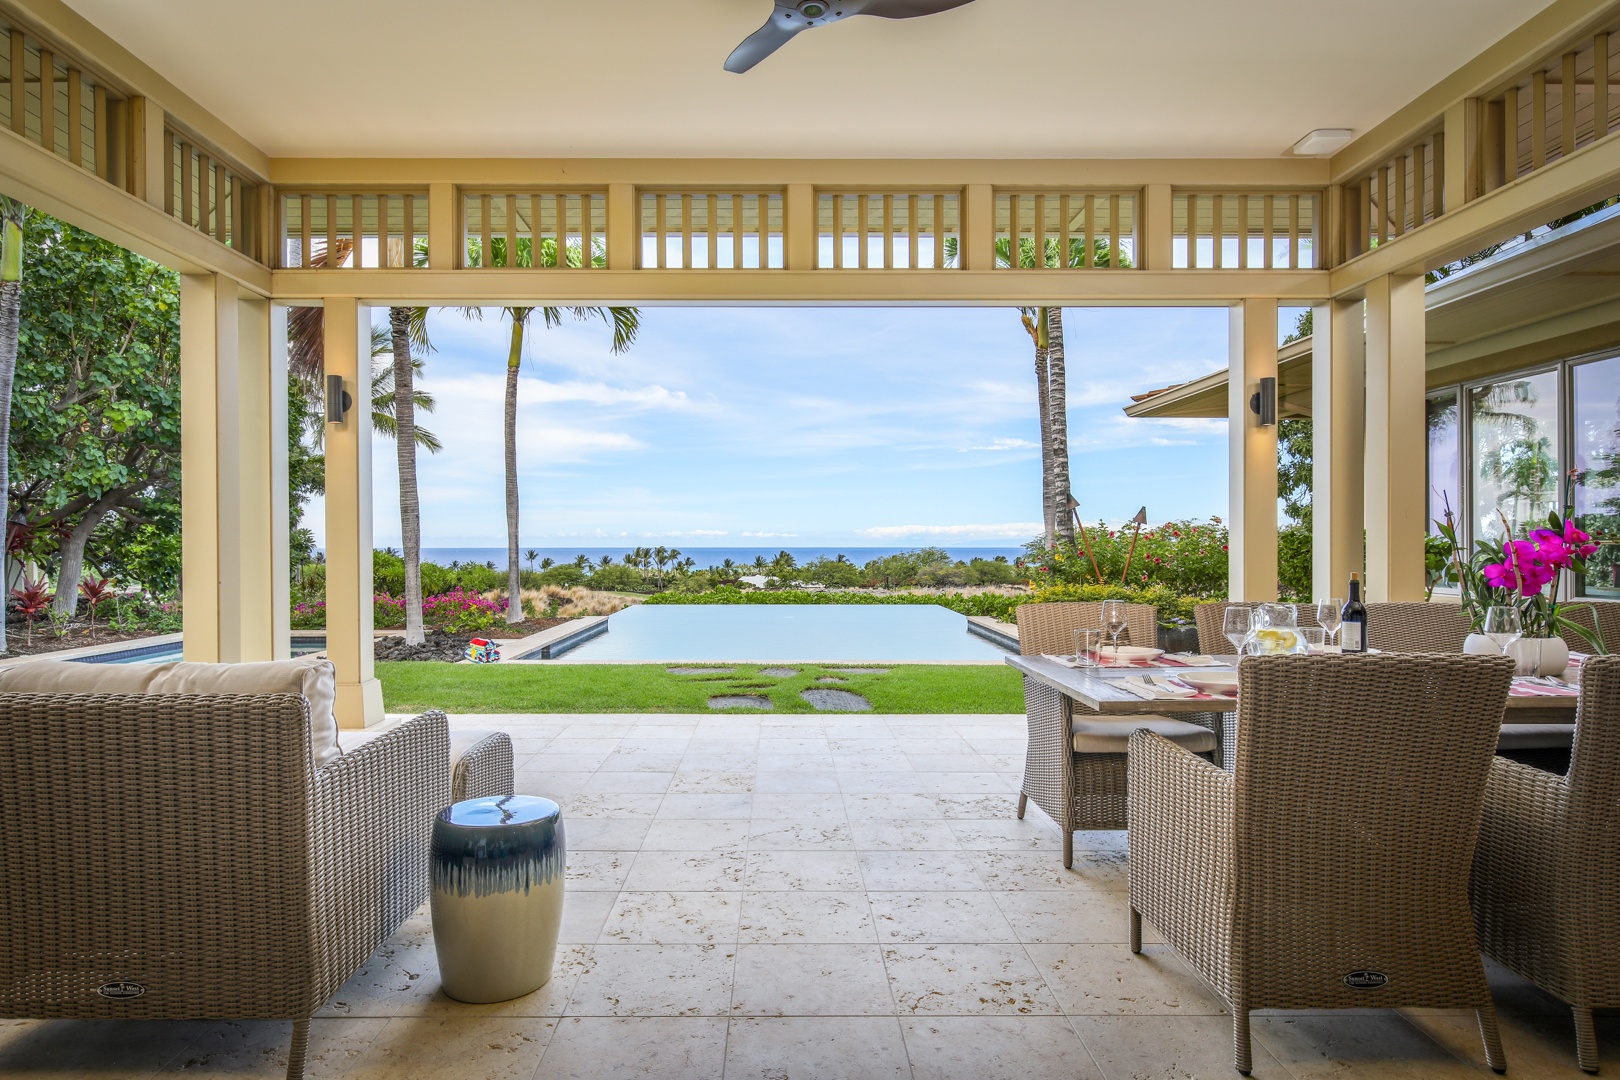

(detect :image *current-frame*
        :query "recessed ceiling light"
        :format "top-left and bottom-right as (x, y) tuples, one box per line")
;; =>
(1292, 129), (1354, 156)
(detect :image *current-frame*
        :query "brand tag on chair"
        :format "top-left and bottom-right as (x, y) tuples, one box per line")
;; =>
(1342, 970), (1388, 990)
(97, 981), (145, 999)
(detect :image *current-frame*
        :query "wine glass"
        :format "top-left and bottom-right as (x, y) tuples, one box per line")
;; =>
(1484, 606), (1523, 660)
(1316, 598), (1343, 651)
(1101, 600), (1128, 654)
(1223, 606), (1253, 655)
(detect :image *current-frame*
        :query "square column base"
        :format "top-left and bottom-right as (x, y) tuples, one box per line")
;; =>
(337, 678), (386, 730)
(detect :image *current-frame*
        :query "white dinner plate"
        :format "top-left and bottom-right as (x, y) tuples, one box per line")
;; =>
(1176, 671), (1240, 696)
(1097, 646), (1164, 663)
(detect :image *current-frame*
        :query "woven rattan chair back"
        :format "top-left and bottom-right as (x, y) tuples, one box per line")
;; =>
(1469, 654), (1620, 1072)
(1231, 653), (1513, 1009)
(1557, 599), (1620, 654)
(1363, 601), (1472, 651)
(1017, 601), (1158, 655)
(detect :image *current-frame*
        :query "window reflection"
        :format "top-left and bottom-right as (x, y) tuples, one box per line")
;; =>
(1427, 390), (1460, 535)
(1573, 356), (1620, 595)
(1469, 371), (1559, 544)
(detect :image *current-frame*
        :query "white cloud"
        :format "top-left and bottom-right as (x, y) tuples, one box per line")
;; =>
(858, 522), (1043, 540)
(961, 437), (1039, 453)
(742, 531), (798, 538)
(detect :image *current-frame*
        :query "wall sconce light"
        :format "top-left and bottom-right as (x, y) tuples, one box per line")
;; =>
(1249, 376), (1277, 427)
(325, 374), (353, 426)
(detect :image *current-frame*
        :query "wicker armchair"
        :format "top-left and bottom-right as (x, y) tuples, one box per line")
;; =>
(1128, 653), (1515, 1075)
(1014, 602), (1219, 866)
(0, 694), (453, 1080)
(1471, 654), (1620, 1074)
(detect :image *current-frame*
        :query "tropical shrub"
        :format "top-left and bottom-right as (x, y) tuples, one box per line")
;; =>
(1022, 518), (1229, 597)
(290, 599), (326, 630)
(422, 587), (504, 633)
(1022, 583), (1218, 624)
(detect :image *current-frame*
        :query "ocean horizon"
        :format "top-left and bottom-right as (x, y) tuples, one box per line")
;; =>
(384, 545), (1026, 571)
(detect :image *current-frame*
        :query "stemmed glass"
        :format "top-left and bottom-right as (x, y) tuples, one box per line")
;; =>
(1101, 600), (1128, 655)
(1484, 606), (1523, 665)
(1316, 598), (1344, 652)
(1223, 606), (1253, 656)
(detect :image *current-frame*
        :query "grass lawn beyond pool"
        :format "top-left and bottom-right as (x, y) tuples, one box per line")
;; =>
(377, 662), (1024, 714)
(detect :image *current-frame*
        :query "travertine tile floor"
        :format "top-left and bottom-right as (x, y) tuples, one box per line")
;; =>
(2, 711), (1614, 1078)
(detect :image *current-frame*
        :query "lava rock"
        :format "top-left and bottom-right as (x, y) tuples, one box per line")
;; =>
(374, 629), (476, 662)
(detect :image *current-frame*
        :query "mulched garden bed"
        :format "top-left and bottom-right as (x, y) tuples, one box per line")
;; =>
(0, 623), (165, 660)
(373, 617), (571, 663)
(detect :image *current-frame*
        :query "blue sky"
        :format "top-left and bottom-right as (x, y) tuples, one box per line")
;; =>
(306, 305), (1246, 550)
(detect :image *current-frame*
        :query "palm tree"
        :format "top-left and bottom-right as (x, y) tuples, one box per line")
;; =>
(573, 554), (589, 571)
(463, 233), (639, 624)
(598, 554), (614, 569)
(993, 235), (1127, 548)
(524, 548), (539, 571)
(287, 245), (438, 644)
(0, 197), (22, 652)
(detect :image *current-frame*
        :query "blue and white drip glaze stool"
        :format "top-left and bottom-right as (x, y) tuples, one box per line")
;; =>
(430, 795), (566, 1003)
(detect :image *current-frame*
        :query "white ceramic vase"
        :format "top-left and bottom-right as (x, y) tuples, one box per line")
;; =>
(1463, 633), (1569, 677)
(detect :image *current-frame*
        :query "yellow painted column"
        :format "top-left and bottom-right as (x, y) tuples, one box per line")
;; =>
(428, 183), (456, 271)
(180, 274), (228, 662)
(1226, 298), (1279, 601)
(607, 183), (637, 270)
(1364, 273), (1429, 601)
(1311, 297), (1366, 601)
(180, 278), (287, 662)
(785, 183), (816, 271)
(323, 297), (384, 728)
(961, 184), (993, 271)
(1142, 184), (1173, 270)
(268, 304), (292, 659)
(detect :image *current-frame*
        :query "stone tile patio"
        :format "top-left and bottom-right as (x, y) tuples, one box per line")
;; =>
(0, 710), (1613, 1078)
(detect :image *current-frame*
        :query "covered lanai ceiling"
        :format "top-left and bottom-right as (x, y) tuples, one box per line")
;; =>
(65, 0), (1555, 160)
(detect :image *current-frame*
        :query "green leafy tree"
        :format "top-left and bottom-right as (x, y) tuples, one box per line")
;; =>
(5, 212), (182, 614)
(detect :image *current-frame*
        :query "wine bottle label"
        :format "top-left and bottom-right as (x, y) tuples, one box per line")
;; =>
(1342, 623), (1363, 651)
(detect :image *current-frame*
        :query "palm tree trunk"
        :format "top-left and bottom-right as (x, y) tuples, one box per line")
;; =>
(0, 204), (22, 654)
(504, 317), (525, 625)
(1029, 312), (1055, 548)
(390, 307), (425, 645)
(1046, 306), (1075, 545)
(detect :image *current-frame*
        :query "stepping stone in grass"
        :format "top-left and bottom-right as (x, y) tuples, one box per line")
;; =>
(815, 676), (847, 684)
(826, 667), (888, 676)
(668, 666), (734, 675)
(709, 694), (773, 710)
(801, 688), (872, 712)
(759, 667), (800, 678)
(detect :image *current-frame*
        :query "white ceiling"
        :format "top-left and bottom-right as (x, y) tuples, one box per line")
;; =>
(67, 0), (1556, 160)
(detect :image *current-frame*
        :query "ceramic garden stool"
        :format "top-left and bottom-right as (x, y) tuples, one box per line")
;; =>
(430, 795), (566, 1003)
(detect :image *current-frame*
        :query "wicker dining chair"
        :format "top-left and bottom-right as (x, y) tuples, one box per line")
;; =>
(1128, 652), (1516, 1075)
(1471, 654), (1620, 1074)
(1014, 602), (1219, 867)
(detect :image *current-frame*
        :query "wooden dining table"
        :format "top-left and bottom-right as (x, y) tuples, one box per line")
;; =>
(1005, 652), (1577, 770)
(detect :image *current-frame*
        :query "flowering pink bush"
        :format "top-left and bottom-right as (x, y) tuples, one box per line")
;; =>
(422, 587), (506, 633)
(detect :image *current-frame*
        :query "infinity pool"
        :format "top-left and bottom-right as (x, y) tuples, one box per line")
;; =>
(557, 604), (1010, 662)
(73, 637), (328, 664)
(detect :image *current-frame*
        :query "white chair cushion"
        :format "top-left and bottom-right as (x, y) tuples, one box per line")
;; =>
(0, 656), (342, 767)
(1071, 714), (1217, 755)
(1497, 723), (1574, 751)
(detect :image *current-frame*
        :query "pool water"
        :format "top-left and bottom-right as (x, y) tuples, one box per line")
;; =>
(559, 604), (1010, 662)
(75, 638), (327, 664)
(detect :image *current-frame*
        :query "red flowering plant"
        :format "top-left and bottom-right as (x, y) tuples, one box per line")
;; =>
(1433, 488), (1605, 648)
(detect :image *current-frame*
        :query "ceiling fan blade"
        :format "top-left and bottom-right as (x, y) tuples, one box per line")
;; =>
(860, 0), (976, 17)
(724, 15), (808, 73)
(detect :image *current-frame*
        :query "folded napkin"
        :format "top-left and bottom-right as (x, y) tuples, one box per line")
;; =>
(1121, 676), (1199, 700)
(1164, 654), (1222, 667)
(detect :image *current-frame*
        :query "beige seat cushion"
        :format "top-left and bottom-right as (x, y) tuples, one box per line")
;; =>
(1497, 723), (1574, 751)
(1071, 714), (1217, 755)
(0, 656), (341, 767)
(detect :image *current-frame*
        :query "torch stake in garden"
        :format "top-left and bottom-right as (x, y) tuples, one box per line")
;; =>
(1067, 495), (1105, 584)
(1120, 507), (1149, 584)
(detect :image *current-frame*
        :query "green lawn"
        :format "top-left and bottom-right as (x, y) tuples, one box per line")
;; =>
(377, 662), (1024, 714)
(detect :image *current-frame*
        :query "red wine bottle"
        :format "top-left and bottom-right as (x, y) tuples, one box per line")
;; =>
(1341, 573), (1368, 652)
